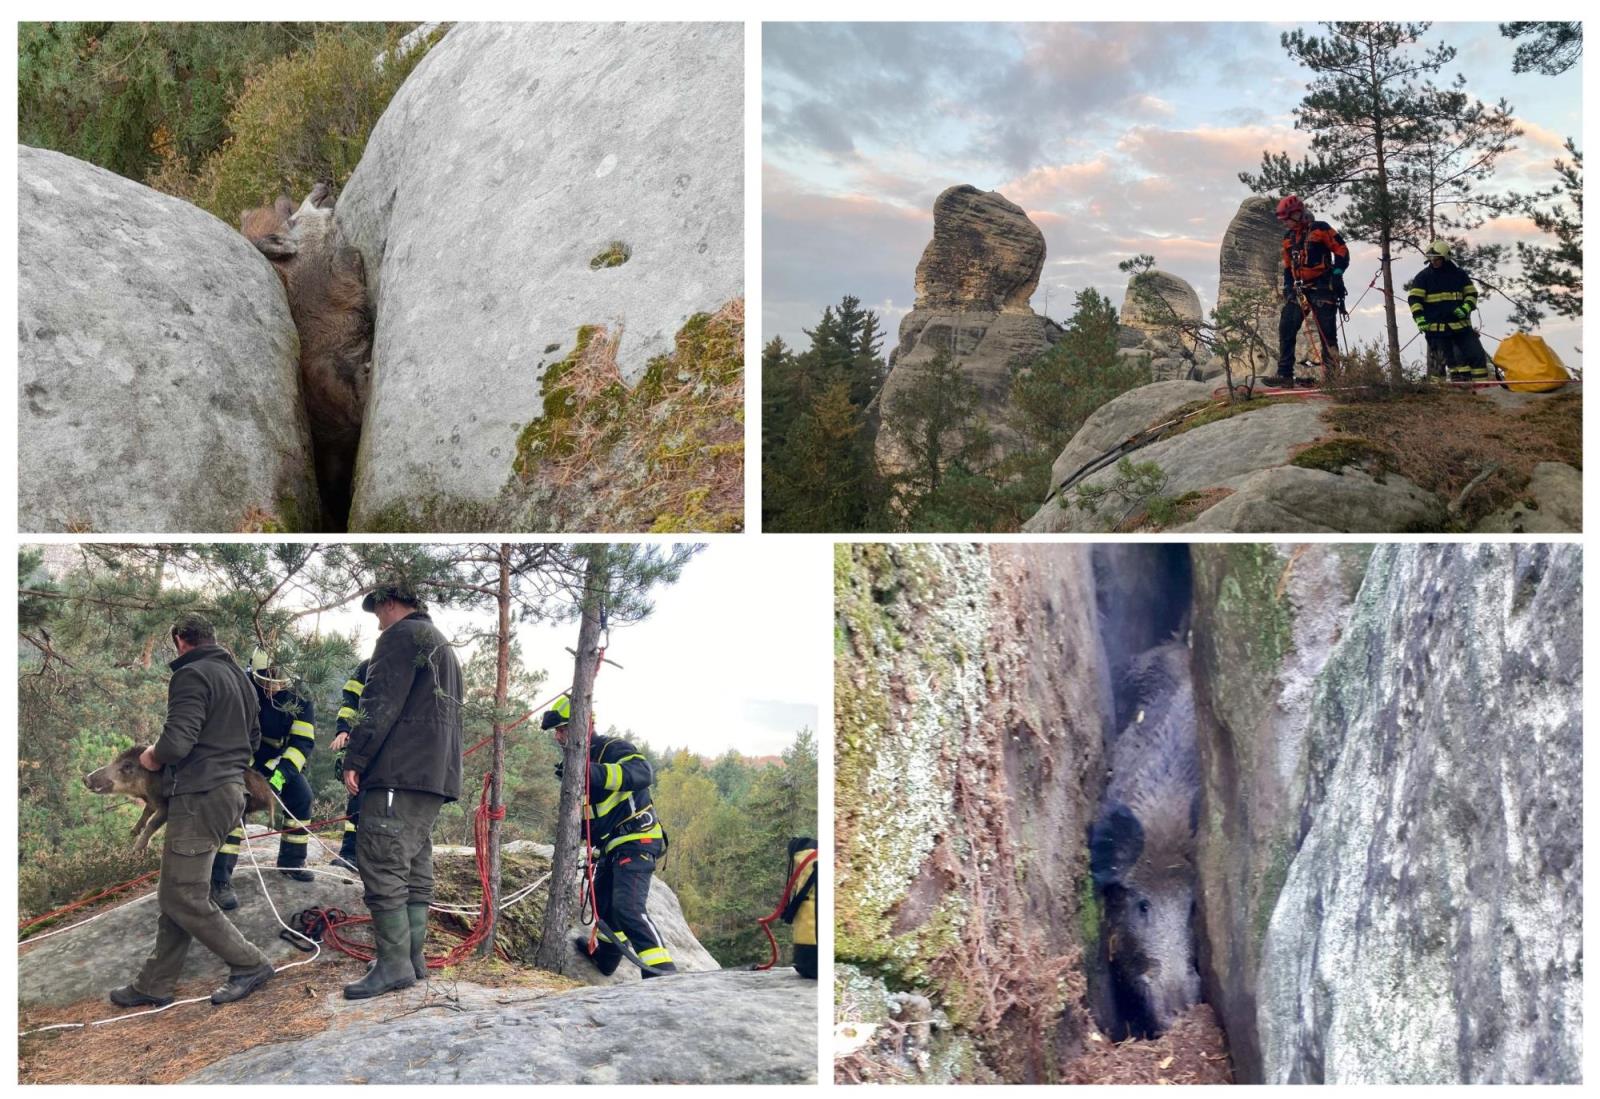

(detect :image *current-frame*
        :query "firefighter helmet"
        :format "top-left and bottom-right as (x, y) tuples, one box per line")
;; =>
(1426, 239), (1452, 257)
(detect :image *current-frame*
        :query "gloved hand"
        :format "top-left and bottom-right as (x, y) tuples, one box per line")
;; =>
(268, 764), (287, 792)
(1414, 316), (1428, 331)
(553, 760), (564, 780)
(1454, 305), (1470, 320)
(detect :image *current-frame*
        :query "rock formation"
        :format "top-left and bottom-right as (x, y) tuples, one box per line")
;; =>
(874, 186), (1063, 470)
(1217, 196), (1289, 375)
(1023, 378), (1579, 534)
(17, 145), (319, 532)
(336, 22), (743, 531)
(1190, 542), (1581, 1083)
(187, 969), (816, 1084)
(1118, 269), (1218, 381)
(834, 542), (1581, 1085)
(18, 835), (715, 1010)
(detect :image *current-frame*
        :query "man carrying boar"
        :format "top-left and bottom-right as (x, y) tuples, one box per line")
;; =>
(1407, 239), (1490, 381)
(544, 695), (678, 978)
(208, 654), (319, 911)
(340, 583), (463, 1000)
(110, 613), (275, 1009)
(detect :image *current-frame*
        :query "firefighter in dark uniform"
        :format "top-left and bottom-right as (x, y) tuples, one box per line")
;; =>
(1265, 193), (1349, 388)
(543, 695), (678, 978)
(209, 653), (317, 911)
(1408, 239), (1490, 380)
(328, 659), (370, 873)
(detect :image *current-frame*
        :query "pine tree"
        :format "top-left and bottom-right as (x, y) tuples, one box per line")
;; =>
(1511, 140), (1583, 328)
(1499, 22), (1582, 76)
(1241, 23), (1514, 378)
(881, 350), (991, 506)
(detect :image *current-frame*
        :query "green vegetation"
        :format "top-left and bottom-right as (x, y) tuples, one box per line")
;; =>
(1290, 436), (1397, 479)
(18, 544), (807, 969)
(19, 23), (440, 221)
(764, 287), (1146, 532)
(589, 241), (631, 269)
(510, 302), (745, 533)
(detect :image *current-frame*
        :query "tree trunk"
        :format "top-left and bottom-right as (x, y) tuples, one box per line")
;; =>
(1369, 37), (1403, 380)
(479, 544), (512, 956)
(532, 548), (607, 972)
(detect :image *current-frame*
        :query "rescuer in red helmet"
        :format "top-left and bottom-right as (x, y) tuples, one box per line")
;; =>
(1264, 194), (1349, 388)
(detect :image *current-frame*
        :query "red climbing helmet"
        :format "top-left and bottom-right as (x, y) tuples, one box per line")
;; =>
(1275, 194), (1306, 223)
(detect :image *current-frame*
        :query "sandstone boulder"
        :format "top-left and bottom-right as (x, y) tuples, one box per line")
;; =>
(1026, 390), (1334, 533)
(1474, 460), (1581, 533)
(186, 968), (815, 1084)
(1217, 196), (1287, 375)
(20, 834), (716, 1010)
(1118, 268), (1216, 381)
(874, 186), (1062, 469)
(1182, 465), (1444, 533)
(17, 145), (318, 532)
(338, 22), (744, 531)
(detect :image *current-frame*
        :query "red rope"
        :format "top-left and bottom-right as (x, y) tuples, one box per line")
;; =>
(753, 850), (817, 971)
(18, 870), (161, 933)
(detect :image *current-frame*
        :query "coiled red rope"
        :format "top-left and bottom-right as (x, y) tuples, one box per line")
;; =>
(753, 850), (817, 971)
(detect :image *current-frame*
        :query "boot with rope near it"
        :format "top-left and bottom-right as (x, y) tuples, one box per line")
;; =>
(343, 908), (417, 999)
(407, 903), (430, 980)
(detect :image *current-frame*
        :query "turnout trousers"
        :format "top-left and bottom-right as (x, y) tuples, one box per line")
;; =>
(1276, 293), (1340, 378)
(211, 764), (314, 884)
(590, 841), (676, 977)
(132, 782), (269, 997)
(1425, 329), (1490, 380)
(356, 787), (446, 914)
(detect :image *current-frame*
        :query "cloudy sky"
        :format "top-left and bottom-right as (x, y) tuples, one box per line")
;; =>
(763, 22), (1583, 370)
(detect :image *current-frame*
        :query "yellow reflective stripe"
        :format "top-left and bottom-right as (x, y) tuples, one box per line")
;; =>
(614, 753), (645, 764)
(344, 821), (358, 832)
(218, 844), (240, 854)
(228, 828), (245, 840)
(603, 824), (664, 853)
(637, 947), (672, 965)
(337, 706), (358, 721)
(1407, 287), (1426, 299)
(1423, 291), (1466, 302)
(290, 720), (314, 736)
(285, 818), (310, 829)
(282, 747), (308, 771)
(282, 834), (311, 844)
(592, 788), (631, 818)
(603, 762), (623, 792)
(343, 679), (365, 695)
(612, 930), (629, 942)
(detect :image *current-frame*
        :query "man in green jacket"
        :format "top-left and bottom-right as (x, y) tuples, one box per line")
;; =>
(341, 583), (464, 1000)
(109, 614), (276, 1009)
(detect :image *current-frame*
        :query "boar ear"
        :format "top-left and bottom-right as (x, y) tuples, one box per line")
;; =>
(253, 233), (299, 260)
(1090, 804), (1144, 886)
(274, 196), (295, 219)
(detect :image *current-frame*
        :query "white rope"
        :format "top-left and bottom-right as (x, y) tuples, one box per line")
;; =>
(18, 889), (160, 946)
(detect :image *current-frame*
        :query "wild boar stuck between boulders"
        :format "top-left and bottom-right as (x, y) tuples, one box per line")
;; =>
(1089, 638), (1202, 1039)
(240, 182), (373, 530)
(84, 745), (272, 857)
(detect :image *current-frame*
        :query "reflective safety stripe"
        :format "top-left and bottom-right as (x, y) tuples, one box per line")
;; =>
(588, 787), (634, 819)
(337, 706), (358, 721)
(636, 946), (673, 966)
(228, 828), (245, 840)
(603, 823), (665, 853)
(1423, 291), (1467, 303)
(283, 834), (311, 845)
(290, 720), (314, 737)
(282, 746), (308, 772)
(344, 821), (358, 833)
(343, 679), (365, 695)
(603, 762), (623, 792)
(219, 844), (240, 855)
(612, 930), (629, 942)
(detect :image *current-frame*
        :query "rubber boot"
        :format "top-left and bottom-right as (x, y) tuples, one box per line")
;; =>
(343, 909), (417, 1000)
(407, 903), (430, 980)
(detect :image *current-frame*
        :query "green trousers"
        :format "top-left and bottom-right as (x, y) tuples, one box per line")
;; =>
(356, 787), (446, 913)
(133, 781), (269, 997)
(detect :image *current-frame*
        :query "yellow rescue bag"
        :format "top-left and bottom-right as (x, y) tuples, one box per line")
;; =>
(1494, 332), (1571, 393)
